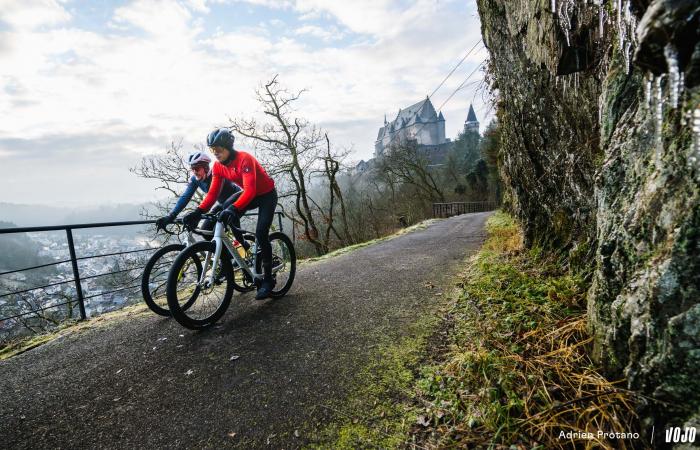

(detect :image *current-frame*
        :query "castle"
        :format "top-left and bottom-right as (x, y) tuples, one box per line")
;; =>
(374, 97), (479, 158)
(352, 99), (480, 175)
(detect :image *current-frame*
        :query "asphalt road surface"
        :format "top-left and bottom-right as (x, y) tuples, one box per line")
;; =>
(1, 212), (490, 449)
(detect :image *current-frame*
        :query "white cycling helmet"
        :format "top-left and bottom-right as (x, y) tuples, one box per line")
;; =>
(187, 151), (212, 167)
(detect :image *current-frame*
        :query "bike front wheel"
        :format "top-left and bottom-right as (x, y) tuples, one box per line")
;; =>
(269, 232), (296, 298)
(166, 241), (233, 330)
(141, 244), (188, 317)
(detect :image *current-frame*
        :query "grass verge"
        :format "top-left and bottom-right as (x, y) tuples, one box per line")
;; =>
(301, 219), (440, 264)
(408, 211), (640, 449)
(306, 314), (442, 449)
(0, 302), (150, 361)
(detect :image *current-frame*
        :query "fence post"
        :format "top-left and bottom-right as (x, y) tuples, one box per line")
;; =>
(65, 228), (87, 321)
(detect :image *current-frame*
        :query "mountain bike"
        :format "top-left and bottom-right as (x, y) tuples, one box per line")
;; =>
(141, 219), (254, 317)
(165, 212), (296, 330)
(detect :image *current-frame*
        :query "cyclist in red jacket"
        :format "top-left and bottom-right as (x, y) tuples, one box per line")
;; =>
(183, 128), (278, 300)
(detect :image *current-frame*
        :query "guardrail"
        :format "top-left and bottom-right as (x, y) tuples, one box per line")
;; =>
(432, 201), (498, 218)
(0, 213), (284, 337)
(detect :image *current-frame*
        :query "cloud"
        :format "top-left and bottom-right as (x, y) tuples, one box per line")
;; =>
(294, 24), (343, 42)
(227, 0), (293, 9)
(111, 0), (194, 38)
(184, 0), (210, 13)
(293, 0), (433, 38)
(0, 0), (70, 30)
(0, 0), (490, 205)
(0, 126), (176, 205)
(0, 125), (166, 163)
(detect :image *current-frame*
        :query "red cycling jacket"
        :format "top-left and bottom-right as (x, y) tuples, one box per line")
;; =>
(198, 150), (275, 212)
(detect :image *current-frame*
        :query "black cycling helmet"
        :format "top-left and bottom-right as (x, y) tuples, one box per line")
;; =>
(207, 128), (234, 151)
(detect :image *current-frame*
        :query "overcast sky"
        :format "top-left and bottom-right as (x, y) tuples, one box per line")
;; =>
(0, 0), (489, 206)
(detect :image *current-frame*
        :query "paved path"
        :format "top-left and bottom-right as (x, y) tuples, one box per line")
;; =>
(0, 212), (490, 449)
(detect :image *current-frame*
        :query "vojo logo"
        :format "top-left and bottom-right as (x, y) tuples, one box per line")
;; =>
(665, 426), (697, 444)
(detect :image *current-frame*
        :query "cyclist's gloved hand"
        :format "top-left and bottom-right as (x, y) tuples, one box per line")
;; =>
(182, 209), (203, 230)
(155, 214), (175, 231)
(211, 204), (223, 215)
(217, 208), (240, 227)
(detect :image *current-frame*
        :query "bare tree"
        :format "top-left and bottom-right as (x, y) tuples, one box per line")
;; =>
(376, 140), (446, 203)
(130, 141), (203, 220)
(309, 134), (354, 246)
(229, 75), (351, 256)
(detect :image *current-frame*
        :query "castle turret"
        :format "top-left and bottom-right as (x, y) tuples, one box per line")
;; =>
(464, 104), (479, 134)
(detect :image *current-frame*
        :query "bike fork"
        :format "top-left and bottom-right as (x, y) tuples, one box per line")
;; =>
(201, 222), (225, 287)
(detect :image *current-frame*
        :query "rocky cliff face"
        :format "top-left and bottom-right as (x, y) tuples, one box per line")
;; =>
(477, 0), (700, 435)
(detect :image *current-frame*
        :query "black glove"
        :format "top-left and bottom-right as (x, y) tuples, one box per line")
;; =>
(155, 214), (175, 231)
(182, 209), (203, 230)
(217, 208), (240, 227)
(211, 204), (223, 215)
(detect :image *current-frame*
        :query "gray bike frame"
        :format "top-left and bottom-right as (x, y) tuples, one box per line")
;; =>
(198, 220), (277, 288)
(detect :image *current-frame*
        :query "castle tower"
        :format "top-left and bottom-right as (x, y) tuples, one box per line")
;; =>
(464, 104), (479, 134)
(437, 111), (446, 143)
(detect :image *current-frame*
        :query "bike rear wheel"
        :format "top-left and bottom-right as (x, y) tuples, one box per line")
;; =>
(166, 241), (233, 330)
(269, 232), (296, 298)
(231, 235), (255, 293)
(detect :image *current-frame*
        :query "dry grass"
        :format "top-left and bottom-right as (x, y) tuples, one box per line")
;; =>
(409, 211), (640, 449)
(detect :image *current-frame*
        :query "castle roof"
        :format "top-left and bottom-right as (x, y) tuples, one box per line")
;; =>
(466, 104), (478, 123)
(376, 97), (440, 142)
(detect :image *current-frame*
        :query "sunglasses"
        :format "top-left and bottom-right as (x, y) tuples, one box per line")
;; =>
(191, 165), (208, 172)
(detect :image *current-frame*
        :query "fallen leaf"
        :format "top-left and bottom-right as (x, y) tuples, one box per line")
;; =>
(416, 415), (430, 427)
(230, 355), (240, 361)
(185, 369), (194, 376)
(294, 430), (300, 438)
(116, 369), (123, 374)
(227, 432), (236, 438)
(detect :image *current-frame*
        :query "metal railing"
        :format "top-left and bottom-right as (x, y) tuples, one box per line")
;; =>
(0, 213), (285, 332)
(432, 201), (498, 218)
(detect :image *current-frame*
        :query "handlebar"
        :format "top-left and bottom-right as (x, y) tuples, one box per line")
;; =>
(169, 212), (254, 236)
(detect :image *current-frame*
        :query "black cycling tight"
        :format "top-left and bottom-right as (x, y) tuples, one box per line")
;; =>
(231, 189), (278, 278)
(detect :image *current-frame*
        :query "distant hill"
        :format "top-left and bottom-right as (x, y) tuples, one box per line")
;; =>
(0, 221), (46, 272)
